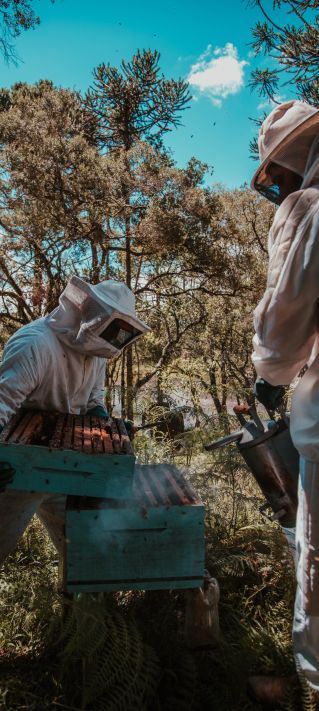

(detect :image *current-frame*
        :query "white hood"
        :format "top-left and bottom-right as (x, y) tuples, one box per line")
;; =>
(274, 133), (319, 190)
(46, 276), (150, 358)
(251, 100), (319, 194)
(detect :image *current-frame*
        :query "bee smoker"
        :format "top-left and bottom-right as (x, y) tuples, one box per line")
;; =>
(205, 404), (299, 529)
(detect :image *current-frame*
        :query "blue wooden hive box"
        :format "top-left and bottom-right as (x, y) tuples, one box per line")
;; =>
(63, 463), (205, 593)
(0, 410), (135, 499)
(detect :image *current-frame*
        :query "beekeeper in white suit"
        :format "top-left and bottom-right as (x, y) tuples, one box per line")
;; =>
(0, 276), (149, 564)
(247, 100), (319, 708)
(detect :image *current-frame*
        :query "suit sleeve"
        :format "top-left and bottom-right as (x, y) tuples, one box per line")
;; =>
(0, 339), (46, 429)
(252, 191), (319, 386)
(86, 359), (107, 412)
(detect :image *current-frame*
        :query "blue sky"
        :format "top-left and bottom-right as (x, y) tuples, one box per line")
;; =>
(0, 0), (294, 188)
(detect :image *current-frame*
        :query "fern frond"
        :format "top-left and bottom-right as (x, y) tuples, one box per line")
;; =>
(299, 672), (318, 711)
(59, 595), (160, 710)
(281, 691), (297, 711)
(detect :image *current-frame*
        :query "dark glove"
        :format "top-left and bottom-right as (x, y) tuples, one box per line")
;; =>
(254, 377), (285, 411)
(123, 420), (136, 440)
(86, 405), (109, 418)
(0, 462), (15, 492)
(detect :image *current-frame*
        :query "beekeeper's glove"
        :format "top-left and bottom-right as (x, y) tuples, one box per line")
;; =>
(86, 405), (109, 418)
(123, 420), (137, 440)
(254, 377), (285, 412)
(0, 462), (15, 492)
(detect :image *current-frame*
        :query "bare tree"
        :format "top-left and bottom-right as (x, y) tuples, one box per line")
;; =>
(0, 0), (54, 63)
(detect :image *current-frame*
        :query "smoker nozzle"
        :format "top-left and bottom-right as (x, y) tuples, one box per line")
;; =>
(204, 430), (243, 451)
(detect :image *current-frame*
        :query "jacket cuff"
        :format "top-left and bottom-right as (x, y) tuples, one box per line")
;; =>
(86, 405), (109, 418)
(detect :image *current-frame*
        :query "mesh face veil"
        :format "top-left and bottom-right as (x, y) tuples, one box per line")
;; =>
(254, 182), (281, 205)
(251, 101), (319, 202)
(99, 319), (143, 349)
(254, 131), (319, 205)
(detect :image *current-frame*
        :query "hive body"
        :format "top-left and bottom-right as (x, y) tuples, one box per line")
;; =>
(0, 411), (135, 499)
(64, 463), (205, 592)
(1, 411), (205, 592)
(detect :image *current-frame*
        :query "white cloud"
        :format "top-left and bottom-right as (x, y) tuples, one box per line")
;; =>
(257, 95), (285, 112)
(188, 43), (248, 107)
(257, 100), (271, 111)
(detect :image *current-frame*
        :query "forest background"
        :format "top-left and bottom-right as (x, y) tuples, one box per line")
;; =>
(1, 1), (319, 710)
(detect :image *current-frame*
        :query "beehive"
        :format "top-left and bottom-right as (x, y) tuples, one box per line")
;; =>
(63, 463), (205, 592)
(0, 410), (135, 499)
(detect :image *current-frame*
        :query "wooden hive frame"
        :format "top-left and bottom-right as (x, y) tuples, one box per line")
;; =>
(0, 410), (135, 499)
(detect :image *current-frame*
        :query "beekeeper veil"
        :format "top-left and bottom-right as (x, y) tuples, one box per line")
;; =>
(251, 100), (319, 204)
(46, 276), (150, 358)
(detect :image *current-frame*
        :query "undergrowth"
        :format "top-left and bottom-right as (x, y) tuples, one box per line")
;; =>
(0, 429), (316, 710)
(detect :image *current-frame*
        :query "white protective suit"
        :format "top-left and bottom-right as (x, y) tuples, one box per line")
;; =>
(0, 276), (149, 428)
(251, 101), (319, 691)
(0, 276), (149, 565)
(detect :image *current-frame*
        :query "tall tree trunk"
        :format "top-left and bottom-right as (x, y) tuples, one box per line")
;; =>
(126, 345), (134, 420)
(157, 370), (164, 407)
(209, 365), (229, 432)
(121, 350), (126, 418)
(32, 243), (44, 317)
(125, 215), (134, 420)
(104, 362), (111, 414)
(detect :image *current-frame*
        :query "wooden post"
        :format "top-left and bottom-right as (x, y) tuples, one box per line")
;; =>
(184, 572), (220, 650)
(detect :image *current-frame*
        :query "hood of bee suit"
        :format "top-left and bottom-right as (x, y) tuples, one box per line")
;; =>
(251, 100), (319, 200)
(45, 276), (150, 358)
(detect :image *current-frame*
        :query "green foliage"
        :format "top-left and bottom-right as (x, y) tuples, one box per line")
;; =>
(248, 1), (319, 105)
(0, 519), (63, 710)
(156, 644), (199, 711)
(0, 50), (273, 423)
(0, 79), (109, 329)
(0, 518), (60, 653)
(86, 49), (191, 151)
(0, 0), (41, 64)
(58, 595), (160, 710)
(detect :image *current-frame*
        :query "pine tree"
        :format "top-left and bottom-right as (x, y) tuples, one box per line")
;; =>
(86, 50), (191, 418)
(249, 0), (319, 106)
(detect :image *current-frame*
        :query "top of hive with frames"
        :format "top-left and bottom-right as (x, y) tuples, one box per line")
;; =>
(0, 410), (133, 456)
